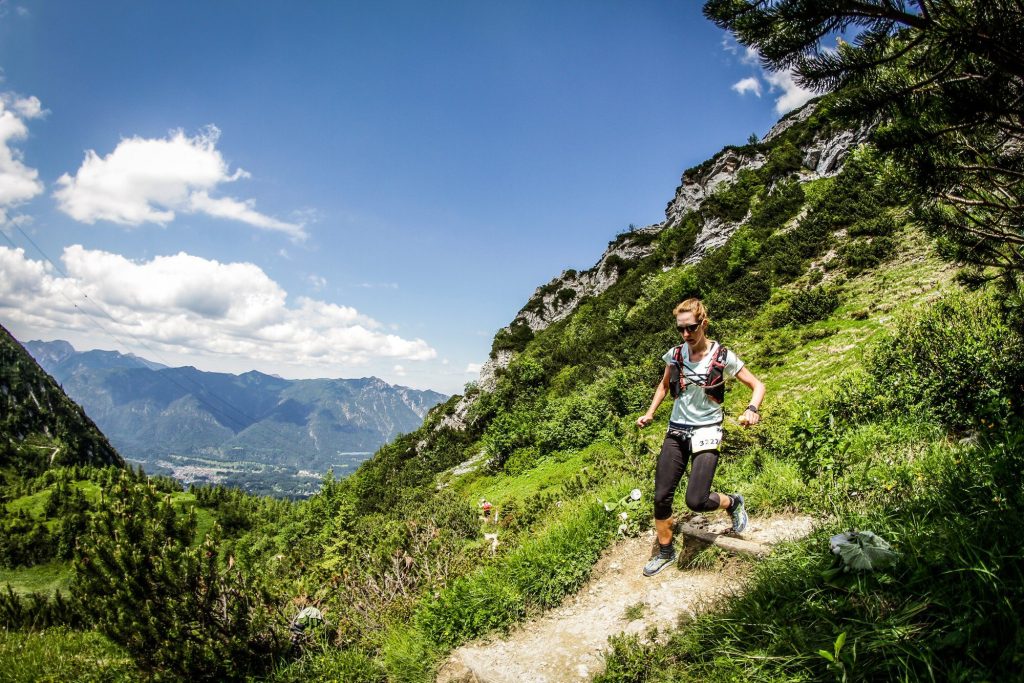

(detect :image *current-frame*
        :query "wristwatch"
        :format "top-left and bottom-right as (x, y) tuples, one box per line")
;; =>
(746, 404), (759, 414)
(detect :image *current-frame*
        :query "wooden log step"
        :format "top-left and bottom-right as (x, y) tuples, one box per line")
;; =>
(678, 522), (770, 557)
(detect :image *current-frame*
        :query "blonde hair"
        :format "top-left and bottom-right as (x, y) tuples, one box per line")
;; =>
(673, 298), (709, 325)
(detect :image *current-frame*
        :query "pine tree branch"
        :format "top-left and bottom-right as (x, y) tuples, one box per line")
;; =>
(845, 1), (932, 31)
(945, 204), (1024, 246)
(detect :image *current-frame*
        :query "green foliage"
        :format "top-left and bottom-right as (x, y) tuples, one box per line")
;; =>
(705, 0), (1024, 288)
(771, 286), (841, 327)
(0, 585), (82, 630)
(762, 140), (803, 178)
(386, 496), (617, 679)
(537, 394), (607, 453)
(701, 168), (761, 223)
(594, 632), (666, 683)
(0, 627), (137, 682)
(653, 213), (702, 264)
(865, 291), (1024, 432)
(490, 319), (535, 357)
(73, 473), (288, 681)
(746, 178), (806, 236)
(268, 645), (387, 683)
(840, 236), (897, 274)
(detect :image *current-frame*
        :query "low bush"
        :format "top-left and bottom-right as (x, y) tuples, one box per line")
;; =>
(771, 286), (840, 326)
(865, 291), (1024, 431)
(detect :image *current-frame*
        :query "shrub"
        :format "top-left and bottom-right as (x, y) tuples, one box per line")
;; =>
(841, 236), (896, 273)
(482, 406), (539, 471)
(701, 169), (762, 223)
(555, 287), (577, 306)
(73, 475), (288, 681)
(865, 291), (1024, 431)
(537, 395), (608, 453)
(772, 286), (840, 326)
(762, 140), (804, 178)
(490, 320), (534, 356)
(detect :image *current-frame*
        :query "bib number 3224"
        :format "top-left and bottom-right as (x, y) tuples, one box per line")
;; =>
(691, 426), (723, 452)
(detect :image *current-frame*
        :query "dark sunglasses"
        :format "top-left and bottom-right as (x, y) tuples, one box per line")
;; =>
(676, 322), (701, 334)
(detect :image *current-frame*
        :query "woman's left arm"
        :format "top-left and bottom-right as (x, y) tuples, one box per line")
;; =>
(735, 366), (765, 426)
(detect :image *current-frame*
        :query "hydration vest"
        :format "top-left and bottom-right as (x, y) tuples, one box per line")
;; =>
(668, 342), (729, 404)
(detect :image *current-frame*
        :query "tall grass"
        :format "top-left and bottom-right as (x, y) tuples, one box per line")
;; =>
(0, 627), (137, 682)
(379, 485), (629, 681)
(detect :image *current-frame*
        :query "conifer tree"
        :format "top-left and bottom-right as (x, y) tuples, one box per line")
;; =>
(73, 473), (288, 681)
(704, 0), (1024, 294)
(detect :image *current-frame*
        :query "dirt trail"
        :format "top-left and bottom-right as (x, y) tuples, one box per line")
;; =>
(437, 514), (816, 683)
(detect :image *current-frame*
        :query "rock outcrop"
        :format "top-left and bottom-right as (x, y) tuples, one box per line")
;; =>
(450, 100), (874, 431)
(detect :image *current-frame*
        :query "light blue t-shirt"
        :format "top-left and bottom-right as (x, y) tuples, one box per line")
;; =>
(661, 341), (744, 426)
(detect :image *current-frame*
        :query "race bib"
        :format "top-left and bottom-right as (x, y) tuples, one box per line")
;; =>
(691, 426), (723, 452)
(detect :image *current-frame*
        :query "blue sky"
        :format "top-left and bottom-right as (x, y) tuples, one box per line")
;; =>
(0, 0), (811, 395)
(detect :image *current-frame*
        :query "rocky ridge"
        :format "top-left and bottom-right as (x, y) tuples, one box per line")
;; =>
(441, 100), (873, 436)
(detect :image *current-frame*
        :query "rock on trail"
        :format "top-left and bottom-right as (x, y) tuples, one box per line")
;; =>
(437, 514), (816, 683)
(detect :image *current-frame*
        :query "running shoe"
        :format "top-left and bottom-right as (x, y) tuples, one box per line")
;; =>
(643, 548), (677, 577)
(729, 493), (748, 533)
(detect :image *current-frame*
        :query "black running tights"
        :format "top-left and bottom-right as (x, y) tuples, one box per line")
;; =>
(653, 431), (722, 520)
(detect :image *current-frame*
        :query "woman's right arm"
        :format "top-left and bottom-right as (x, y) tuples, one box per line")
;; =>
(636, 365), (671, 428)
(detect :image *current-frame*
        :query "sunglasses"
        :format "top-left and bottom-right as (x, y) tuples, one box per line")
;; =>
(676, 322), (702, 334)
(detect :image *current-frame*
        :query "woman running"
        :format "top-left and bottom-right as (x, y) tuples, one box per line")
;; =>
(636, 298), (765, 576)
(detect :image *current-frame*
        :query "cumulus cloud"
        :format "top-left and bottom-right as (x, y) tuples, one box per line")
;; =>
(731, 77), (762, 97)
(53, 126), (306, 239)
(465, 362), (482, 374)
(722, 36), (816, 115)
(0, 90), (45, 225)
(393, 364), (406, 377)
(763, 69), (816, 115)
(0, 245), (437, 367)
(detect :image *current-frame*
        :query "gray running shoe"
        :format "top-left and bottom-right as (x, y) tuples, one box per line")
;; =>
(729, 493), (748, 533)
(643, 549), (677, 577)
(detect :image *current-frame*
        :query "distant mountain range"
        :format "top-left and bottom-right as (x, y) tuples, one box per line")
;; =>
(24, 339), (447, 484)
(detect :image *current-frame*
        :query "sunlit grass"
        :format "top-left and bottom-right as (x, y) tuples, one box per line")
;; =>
(0, 627), (136, 682)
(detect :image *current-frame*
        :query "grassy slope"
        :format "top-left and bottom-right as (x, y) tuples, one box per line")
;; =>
(377, 236), (956, 682)
(2, 485), (220, 596)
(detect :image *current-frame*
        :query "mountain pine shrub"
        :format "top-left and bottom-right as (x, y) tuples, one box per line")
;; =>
(73, 474), (288, 681)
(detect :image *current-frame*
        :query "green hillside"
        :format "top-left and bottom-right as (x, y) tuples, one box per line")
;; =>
(2, 88), (1022, 682)
(0, 324), (124, 483)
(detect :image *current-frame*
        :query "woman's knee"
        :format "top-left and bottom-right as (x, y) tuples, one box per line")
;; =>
(684, 490), (718, 512)
(653, 493), (674, 520)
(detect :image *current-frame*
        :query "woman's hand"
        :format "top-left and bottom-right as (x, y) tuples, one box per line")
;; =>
(636, 414), (654, 428)
(738, 409), (760, 427)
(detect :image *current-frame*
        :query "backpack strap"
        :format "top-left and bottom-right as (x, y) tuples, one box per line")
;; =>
(668, 345), (685, 398)
(702, 343), (729, 404)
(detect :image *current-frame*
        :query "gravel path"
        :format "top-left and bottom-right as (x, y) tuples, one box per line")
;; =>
(437, 513), (816, 683)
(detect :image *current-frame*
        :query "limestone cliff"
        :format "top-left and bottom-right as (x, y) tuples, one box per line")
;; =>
(443, 99), (873, 431)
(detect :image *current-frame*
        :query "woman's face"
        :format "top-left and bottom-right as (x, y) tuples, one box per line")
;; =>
(676, 312), (705, 346)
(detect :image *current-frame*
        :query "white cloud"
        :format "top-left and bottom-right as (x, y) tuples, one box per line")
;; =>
(465, 362), (482, 374)
(393, 364), (406, 376)
(722, 36), (759, 66)
(307, 274), (327, 291)
(0, 90), (44, 225)
(731, 77), (762, 97)
(357, 281), (399, 290)
(0, 245), (437, 367)
(722, 37), (817, 115)
(53, 126), (306, 239)
(763, 69), (815, 115)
